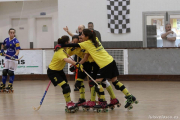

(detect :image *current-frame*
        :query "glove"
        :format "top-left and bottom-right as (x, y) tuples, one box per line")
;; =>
(54, 44), (61, 51)
(69, 65), (77, 72)
(0, 49), (5, 56)
(75, 62), (83, 72)
(10, 55), (17, 60)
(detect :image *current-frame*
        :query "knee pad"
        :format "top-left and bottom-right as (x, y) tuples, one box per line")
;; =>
(95, 85), (100, 93)
(102, 79), (110, 88)
(89, 80), (94, 88)
(75, 80), (83, 89)
(2, 69), (8, 76)
(112, 80), (125, 91)
(8, 70), (14, 76)
(62, 84), (71, 94)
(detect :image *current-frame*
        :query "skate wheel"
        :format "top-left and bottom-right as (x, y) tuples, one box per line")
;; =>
(86, 108), (90, 111)
(65, 108), (68, 113)
(103, 108), (108, 112)
(70, 109), (75, 113)
(82, 108), (86, 111)
(117, 103), (121, 107)
(75, 107), (79, 111)
(93, 108), (95, 111)
(110, 106), (115, 110)
(128, 105), (133, 110)
(97, 109), (101, 113)
(135, 100), (139, 104)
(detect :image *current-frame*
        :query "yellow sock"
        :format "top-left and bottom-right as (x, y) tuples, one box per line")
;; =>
(99, 84), (105, 101)
(79, 82), (85, 99)
(58, 81), (71, 102)
(106, 85), (116, 99)
(116, 81), (131, 96)
(90, 86), (96, 101)
(63, 92), (71, 102)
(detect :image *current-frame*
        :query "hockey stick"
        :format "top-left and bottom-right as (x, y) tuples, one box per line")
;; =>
(33, 81), (51, 111)
(63, 50), (100, 88)
(4, 54), (23, 61)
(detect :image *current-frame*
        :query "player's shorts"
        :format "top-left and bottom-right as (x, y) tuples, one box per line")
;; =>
(91, 62), (106, 82)
(3, 59), (18, 71)
(77, 62), (92, 80)
(96, 60), (119, 79)
(47, 68), (67, 86)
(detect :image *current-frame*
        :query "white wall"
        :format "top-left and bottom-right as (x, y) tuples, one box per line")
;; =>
(0, 0), (58, 48)
(58, 0), (180, 41)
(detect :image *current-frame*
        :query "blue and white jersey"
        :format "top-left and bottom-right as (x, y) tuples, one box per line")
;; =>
(3, 37), (21, 59)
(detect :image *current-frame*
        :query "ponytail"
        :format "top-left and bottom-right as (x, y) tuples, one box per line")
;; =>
(83, 29), (98, 47)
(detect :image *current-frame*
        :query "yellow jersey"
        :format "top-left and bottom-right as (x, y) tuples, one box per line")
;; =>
(48, 48), (67, 71)
(78, 39), (113, 69)
(67, 47), (94, 63)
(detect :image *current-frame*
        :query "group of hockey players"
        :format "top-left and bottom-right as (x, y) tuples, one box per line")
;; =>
(0, 26), (138, 113)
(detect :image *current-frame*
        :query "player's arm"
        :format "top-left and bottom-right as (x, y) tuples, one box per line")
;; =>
(79, 53), (89, 64)
(63, 58), (83, 72)
(63, 26), (74, 37)
(0, 39), (6, 56)
(1, 44), (4, 50)
(10, 40), (20, 60)
(167, 37), (176, 41)
(63, 58), (76, 65)
(0, 44), (5, 56)
(15, 49), (19, 56)
(161, 31), (173, 39)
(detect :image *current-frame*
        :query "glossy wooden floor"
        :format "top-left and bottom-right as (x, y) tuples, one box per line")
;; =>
(0, 80), (180, 120)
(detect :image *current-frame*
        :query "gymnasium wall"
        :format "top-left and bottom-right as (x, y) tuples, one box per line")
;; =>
(0, 0), (180, 48)
(58, 0), (180, 42)
(0, 0), (58, 48)
(128, 48), (180, 75)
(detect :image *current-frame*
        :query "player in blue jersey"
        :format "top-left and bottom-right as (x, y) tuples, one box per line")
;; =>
(0, 28), (21, 92)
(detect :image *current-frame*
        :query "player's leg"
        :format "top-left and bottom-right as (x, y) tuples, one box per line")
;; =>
(0, 59), (9, 91)
(6, 60), (18, 92)
(74, 55), (79, 91)
(110, 60), (137, 109)
(93, 78), (108, 112)
(92, 62), (119, 105)
(75, 62), (91, 106)
(47, 68), (76, 111)
(102, 79), (121, 109)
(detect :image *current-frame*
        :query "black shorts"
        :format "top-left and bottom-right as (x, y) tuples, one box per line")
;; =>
(47, 68), (67, 86)
(96, 60), (119, 79)
(91, 62), (107, 82)
(91, 62), (100, 80)
(77, 62), (92, 80)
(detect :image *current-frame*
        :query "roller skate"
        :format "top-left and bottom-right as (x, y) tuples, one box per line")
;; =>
(82, 100), (96, 111)
(0, 82), (6, 92)
(93, 99), (108, 113)
(6, 83), (14, 93)
(65, 101), (77, 113)
(125, 95), (138, 110)
(75, 98), (86, 110)
(108, 98), (121, 110)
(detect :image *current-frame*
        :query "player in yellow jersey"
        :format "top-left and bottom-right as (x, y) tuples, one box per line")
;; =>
(55, 29), (138, 111)
(80, 29), (138, 111)
(64, 35), (120, 111)
(66, 35), (93, 108)
(47, 35), (83, 113)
